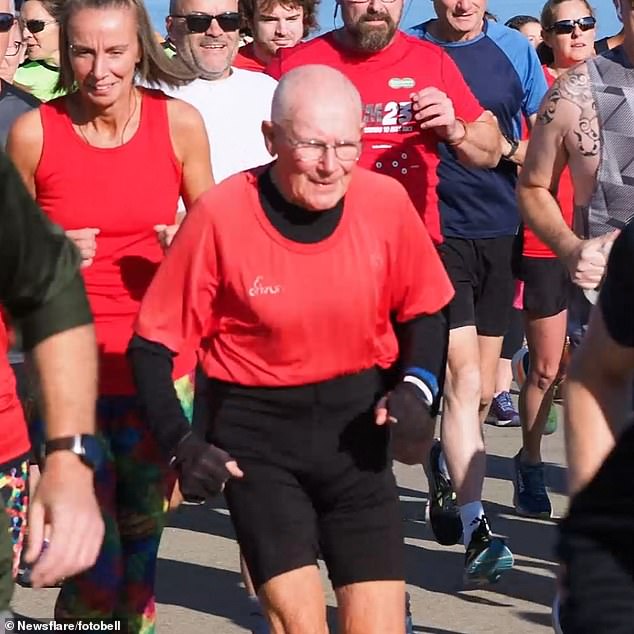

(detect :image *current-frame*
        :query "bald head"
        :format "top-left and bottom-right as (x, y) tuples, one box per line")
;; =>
(271, 65), (363, 127)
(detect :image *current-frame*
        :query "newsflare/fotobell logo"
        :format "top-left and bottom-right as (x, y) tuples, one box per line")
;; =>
(4, 617), (123, 631)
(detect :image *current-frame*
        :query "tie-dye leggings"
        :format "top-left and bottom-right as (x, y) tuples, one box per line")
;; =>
(55, 373), (194, 633)
(0, 456), (29, 578)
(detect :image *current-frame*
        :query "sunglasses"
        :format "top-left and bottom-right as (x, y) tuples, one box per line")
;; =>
(23, 18), (56, 33)
(547, 16), (596, 35)
(0, 12), (15, 32)
(170, 12), (241, 33)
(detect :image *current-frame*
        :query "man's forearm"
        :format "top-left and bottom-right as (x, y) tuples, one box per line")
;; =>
(517, 183), (579, 259)
(31, 324), (98, 439)
(454, 119), (501, 168)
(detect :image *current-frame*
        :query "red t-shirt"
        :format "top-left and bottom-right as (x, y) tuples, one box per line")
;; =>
(136, 167), (454, 387)
(267, 31), (484, 244)
(522, 66), (574, 258)
(34, 90), (195, 394)
(234, 42), (267, 73)
(0, 314), (29, 466)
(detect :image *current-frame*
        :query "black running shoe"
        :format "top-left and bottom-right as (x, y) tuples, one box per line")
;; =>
(428, 439), (462, 546)
(464, 515), (514, 586)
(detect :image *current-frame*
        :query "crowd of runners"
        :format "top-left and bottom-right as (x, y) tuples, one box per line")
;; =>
(0, 0), (632, 632)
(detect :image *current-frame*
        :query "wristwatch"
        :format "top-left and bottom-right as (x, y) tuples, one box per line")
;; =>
(502, 133), (520, 160)
(43, 434), (105, 471)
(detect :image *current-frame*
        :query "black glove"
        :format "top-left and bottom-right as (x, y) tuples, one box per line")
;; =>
(387, 381), (435, 465)
(172, 432), (237, 502)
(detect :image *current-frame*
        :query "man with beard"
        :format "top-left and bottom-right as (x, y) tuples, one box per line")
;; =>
(267, 0), (501, 247)
(164, 0), (277, 183)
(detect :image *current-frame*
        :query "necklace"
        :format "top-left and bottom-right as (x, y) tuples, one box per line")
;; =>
(76, 89), (139, 147)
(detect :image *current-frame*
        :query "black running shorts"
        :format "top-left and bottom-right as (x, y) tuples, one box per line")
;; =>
(518, 256), (569, 319)
(205, 369), (404, 591)
(439, 236), (515, 337)
(558, 422), (634, 633)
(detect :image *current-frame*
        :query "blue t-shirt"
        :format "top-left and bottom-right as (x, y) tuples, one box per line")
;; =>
(408, 20), (548, 239)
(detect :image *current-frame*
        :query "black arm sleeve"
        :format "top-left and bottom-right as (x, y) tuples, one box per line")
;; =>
(599, 223), (634, 348)
(394, 310), (449, 415)
(127, 334), (192, 458)
(0, 152), (92, 349)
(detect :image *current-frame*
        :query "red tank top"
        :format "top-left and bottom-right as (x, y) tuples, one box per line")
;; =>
(522, 67), (574, 259)
(35, 89), (194, 394)
(0, 314), (29, 466)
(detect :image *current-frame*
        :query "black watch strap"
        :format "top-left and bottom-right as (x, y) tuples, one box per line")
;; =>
(502, 133), (519, 160)
(44, 434), (103, 470)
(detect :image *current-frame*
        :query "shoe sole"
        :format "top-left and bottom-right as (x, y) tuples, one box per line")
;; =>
(464, 541), (514, 586)
(513, 500), (553, 519)
(485, 418), (521, 427)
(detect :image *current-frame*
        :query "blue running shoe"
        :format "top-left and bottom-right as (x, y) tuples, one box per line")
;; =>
(513, 451), (552, 518)
(464, 516), (514, 586)
(428, 440), (462, 546)
(487, 391), (521, 427)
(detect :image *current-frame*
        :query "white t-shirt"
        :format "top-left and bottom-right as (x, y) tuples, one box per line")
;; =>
(161, 68), (277, 183)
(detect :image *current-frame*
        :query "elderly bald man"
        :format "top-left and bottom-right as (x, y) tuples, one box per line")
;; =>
(128, 65), (454, 633)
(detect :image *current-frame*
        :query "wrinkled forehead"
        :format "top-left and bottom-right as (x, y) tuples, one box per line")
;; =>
(173, 0), (238, 15)
(0, 0), (13, 14)
(282, 102), (362, 141)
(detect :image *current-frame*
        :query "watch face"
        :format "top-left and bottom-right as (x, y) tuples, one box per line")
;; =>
(80, 435), (105, 471)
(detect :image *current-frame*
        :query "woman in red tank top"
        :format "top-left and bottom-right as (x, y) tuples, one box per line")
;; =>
(7, 0), (213, 629)
(511, 0), (596, 517)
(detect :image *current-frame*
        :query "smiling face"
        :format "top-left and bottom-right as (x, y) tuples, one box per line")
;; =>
(21, 0), (60, 63)
(67, 6), (140, 107)
(251, 1), (304, 61)
(543, 0), (596, 68)
(432, 0), (486, 41)
(167, 0), (239, 80)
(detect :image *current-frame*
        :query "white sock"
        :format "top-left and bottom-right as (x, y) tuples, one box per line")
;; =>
(460, 501), (485, 547)
(438, 449), (451, 480)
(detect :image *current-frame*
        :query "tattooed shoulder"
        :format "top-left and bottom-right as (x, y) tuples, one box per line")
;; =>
(537, 63), (599, 157)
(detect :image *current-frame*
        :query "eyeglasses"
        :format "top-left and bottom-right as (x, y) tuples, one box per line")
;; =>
(170, 12), (241, 33)
(5, 41), (22, 56)
(286, 137), (361, 162)
(0, 12), (15, 33)
(22, 18), (57, 33)
(547, 16), (596, 35)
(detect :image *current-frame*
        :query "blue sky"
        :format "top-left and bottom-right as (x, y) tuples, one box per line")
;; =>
(147, 0), (621, 39)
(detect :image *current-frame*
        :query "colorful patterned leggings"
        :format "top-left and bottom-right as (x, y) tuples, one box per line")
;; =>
(0, 456), (29, 579)
(55, 374), (194, 634)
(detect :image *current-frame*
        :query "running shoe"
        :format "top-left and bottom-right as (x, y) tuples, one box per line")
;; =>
(543, 403), (559, 436)
(428, 439), (463, 546)
(552, 591), (565, 634)
(248, 600), (270, 634)
(463, 515), (514, 586)
(513, 451), (552, 518)
(487, 391), (521, 427)
(405, 592), (414, 634)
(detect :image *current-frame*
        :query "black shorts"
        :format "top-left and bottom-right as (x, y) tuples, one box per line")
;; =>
(439, 236), (515, 337)
(518, 256), (569, 319)
(558, 422), (634, 632)
(206, 369), (404, 591)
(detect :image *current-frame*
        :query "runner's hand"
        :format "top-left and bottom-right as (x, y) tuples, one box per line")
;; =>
(173, 432), (244, 501)
(565, 230), (620, 290)
(411, 87), (464, 143)
(26, 452), (104, 588)
(65, 228), (100, 268)
(375, 383), (434, 465)
(155, 211), (186, 252)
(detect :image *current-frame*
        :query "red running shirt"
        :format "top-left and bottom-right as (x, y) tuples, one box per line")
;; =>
(35, 89), (194, 394)
(522, 66), (575, 258)
(136, 167), (455, 387)
(0, 314), (29, 466)
(234, 43), (267, 73)
(267, 31), (484, 244)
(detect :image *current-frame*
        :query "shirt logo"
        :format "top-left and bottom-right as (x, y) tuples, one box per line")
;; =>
(388, 77), (416, 90)
(248, 275), (282, 297)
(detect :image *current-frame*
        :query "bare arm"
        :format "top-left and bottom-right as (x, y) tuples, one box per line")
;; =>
(500, 113), (537, 167)
(6, 108), (43, 196)
(452, 110), (501, 169)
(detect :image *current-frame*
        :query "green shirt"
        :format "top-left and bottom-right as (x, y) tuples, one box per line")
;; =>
(14, 60), (64, 102)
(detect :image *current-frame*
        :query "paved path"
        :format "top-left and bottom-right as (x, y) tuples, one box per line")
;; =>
(13, 407), (566, 633)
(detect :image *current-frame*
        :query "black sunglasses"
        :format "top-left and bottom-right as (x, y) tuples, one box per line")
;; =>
(170, 12), (241, 33)
(0, 12), (15, 33)
(547, 16), (596, 35)
(23, 18), (56, 33)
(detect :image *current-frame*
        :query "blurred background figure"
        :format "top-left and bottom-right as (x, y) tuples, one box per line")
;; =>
(0, 18), (25, 83)
(505, 14), (543, 48)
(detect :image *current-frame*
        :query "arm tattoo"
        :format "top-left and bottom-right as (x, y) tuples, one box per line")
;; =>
(537, 65), (600, 157)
